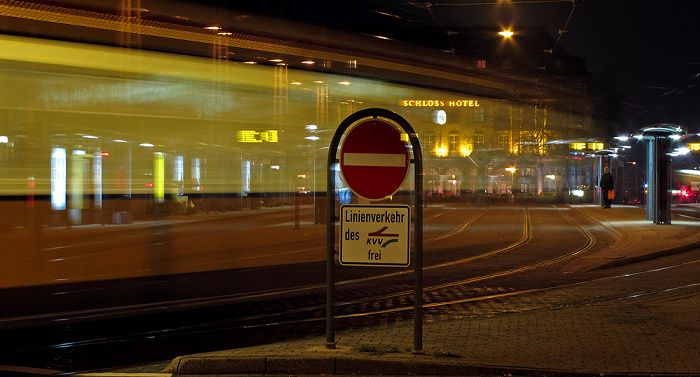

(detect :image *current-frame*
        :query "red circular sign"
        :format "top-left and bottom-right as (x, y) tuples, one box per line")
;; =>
(340, 119), (409, 200)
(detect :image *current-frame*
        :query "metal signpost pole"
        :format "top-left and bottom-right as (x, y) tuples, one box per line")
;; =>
(326, 125), (340, 349)
(412, 137), (423, 354)
(325, 108), (423, 352)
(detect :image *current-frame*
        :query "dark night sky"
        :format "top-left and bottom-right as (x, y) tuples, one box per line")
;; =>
(205, 0), (699, 132)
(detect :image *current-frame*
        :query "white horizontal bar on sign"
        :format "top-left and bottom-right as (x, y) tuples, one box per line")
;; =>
(343, 153), (406, 167)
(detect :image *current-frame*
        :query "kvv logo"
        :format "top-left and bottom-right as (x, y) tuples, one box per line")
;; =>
(367, 226), (400, 247)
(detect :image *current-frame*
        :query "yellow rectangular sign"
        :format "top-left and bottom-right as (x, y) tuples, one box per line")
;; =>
(340, 204), (410, 267)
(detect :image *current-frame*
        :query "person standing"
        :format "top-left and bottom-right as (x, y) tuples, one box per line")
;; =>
(599, 167), (614, 208)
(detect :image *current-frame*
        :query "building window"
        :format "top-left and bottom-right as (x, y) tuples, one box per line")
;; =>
(424, 133), (435, 156)
(449, 131), (459, 156)
(473, 131), (485, 148)
(474, 108), (484, 123)
(498, 132), (510, 151)
(521, 133), (537, 154)
(477, 60), (486, 69)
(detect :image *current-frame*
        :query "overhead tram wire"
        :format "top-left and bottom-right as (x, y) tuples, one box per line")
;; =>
(538, 0), (577, 81)
(420, 1), (578, 6)
(422, 2), (475, 84)
(419, 0), (581, 86)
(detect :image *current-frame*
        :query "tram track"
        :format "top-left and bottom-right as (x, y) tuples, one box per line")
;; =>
(0, 206), (567, 338)
(0, 205), (518, 330)
(189, 205), (594, 325)
(0, 205), (554, 331)
(3, 204), (700, 373)
(20, 259), (700, 355)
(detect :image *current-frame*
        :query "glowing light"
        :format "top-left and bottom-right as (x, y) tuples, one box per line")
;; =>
(505, 167), (516, 173)
(305, 125), (317, 130)
(51, 148), (67, 210)
(302, 60), (315, 64)
(339, 81), (351, 85)
(679, 169), (700, 176)
(571, 190), (584, 197)
(204, 26), (221, 30)
(305, 136), (320, 141)
(436, 147), (447, 157)
(269, 59), (283, 62)
(140, 143), (154, 147)
(114, 139), (127, 143)
(244, 61), (257, 65)
(0, 136), (8, 143)
(498, 30), (514, 38)
(83, 135), (98, 139)
(434, 110), (447, 125)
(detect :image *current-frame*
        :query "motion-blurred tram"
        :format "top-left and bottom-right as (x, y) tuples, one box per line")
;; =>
(0, 1), (604, 301)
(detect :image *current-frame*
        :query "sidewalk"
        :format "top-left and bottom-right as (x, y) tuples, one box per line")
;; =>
(565, 204), (700, 271)
(163, 204), (700, 376)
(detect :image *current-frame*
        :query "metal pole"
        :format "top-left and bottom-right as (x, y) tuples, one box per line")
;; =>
(294, 186), (300, 229)
(326, 135), (338, 349)
(640, 124), (685, 224)
(413, 140), (424, 354)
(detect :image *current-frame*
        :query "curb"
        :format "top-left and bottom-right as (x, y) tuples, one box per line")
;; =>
(591, 239), (700, 271)
(168, 355), (521, 376)
(166, 355), (700, 376)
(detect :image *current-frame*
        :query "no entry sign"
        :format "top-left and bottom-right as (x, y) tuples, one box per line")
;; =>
(340, 119), (409, 200)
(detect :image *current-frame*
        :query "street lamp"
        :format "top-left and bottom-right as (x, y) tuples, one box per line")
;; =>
(498, 30), (514, 38)
(505, 167), (516, 202)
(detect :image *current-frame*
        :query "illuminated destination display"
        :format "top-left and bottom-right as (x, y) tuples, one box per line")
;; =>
(237, 130), (279, 143)
(688, 143), (700, 151)
(400, 99), (480, 107)
(570, 142), (605, 151)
